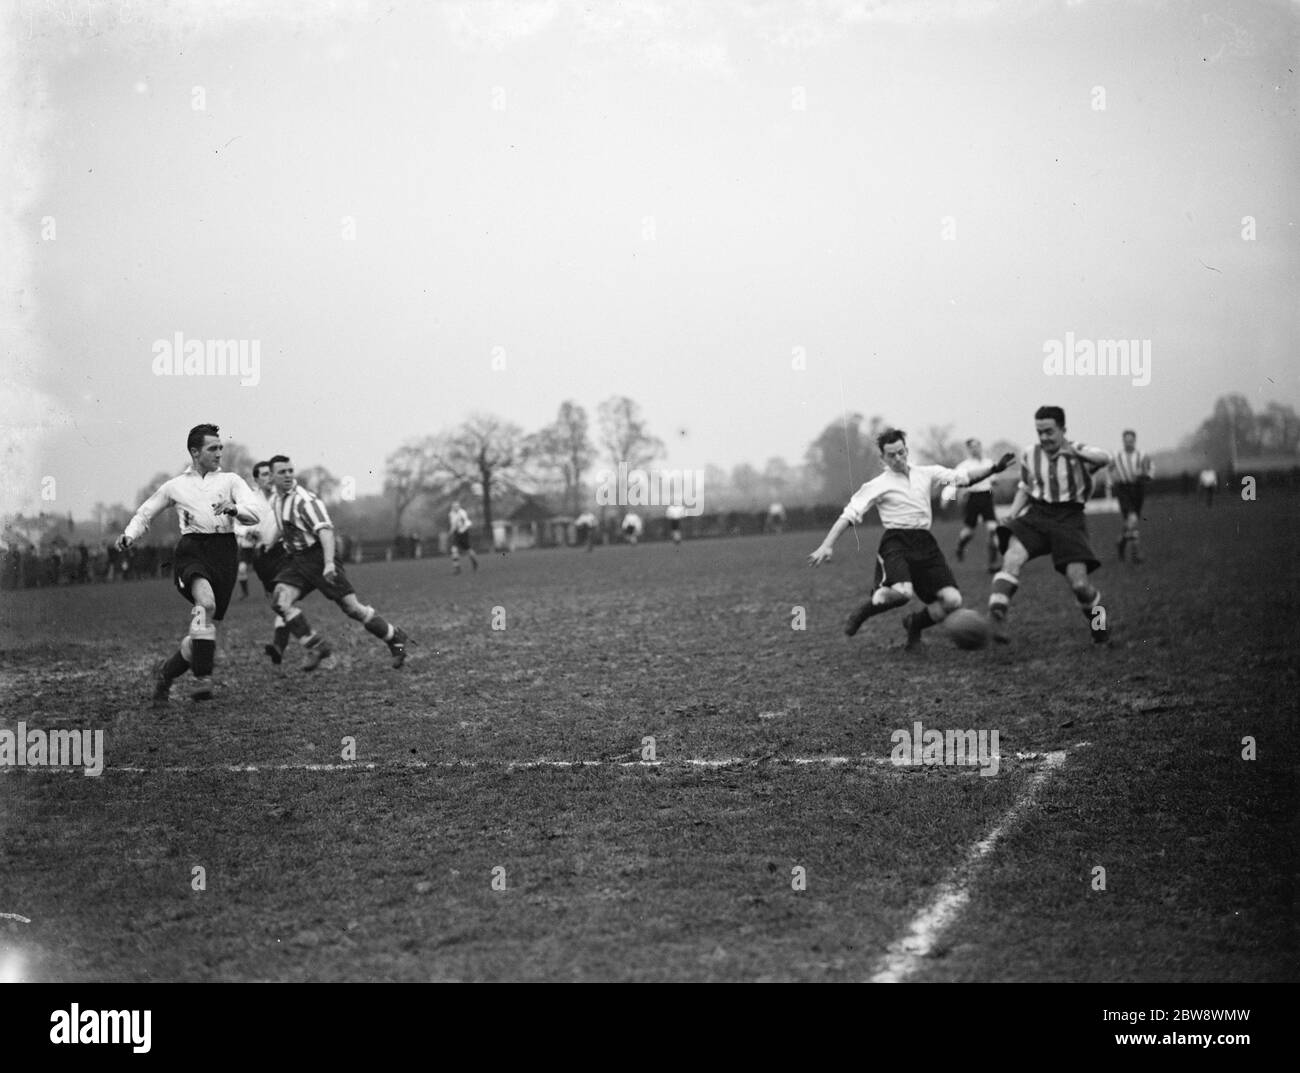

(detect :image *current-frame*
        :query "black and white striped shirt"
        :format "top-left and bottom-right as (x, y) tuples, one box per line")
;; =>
(1110, 448), (1153, 485)
(279, 483), (333, 554)
(1019, 444), (1110, 505)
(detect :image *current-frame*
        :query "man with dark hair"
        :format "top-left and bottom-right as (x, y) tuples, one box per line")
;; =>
(1109, 429), (1153, 563)
(809, 428), (1013, 650)
(116, 423), (262, 704)
(989, 406), (1112, 645)
(270, 455), (409, 670)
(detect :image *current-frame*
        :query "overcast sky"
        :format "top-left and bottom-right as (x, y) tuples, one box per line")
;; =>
(3, 0), (1297, 518)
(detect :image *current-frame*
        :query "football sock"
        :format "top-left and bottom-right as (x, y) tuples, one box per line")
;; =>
(912, 607), (938, 631)
(272, 616), (289, 652)
(188, 607), (217, 678)
(162, 646), (190, 681)
(989, 572), (1019, 618)
(284, 609), (312, 638)
(957, 532), (971, 553)
(362, 611), (395, 643)
(191, 638), (216, 678)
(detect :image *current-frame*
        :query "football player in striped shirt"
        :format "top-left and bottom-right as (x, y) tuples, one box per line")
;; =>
(115, 424), (263, 704)
(1108, 429), (1153, 563)
(808, 429), (1013, 650)
(270, 455), (409, 670)
(989, 406), (1112, 645)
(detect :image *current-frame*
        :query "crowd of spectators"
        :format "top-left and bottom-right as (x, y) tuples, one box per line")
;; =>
(0, 541), (169, 589)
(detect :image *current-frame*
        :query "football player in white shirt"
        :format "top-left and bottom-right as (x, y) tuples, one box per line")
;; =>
(621, 511), (643, 545)
(809, 428), (1012, 649)
(574, 510), (598, 551)
(941, 438), (1002, 573)
(448, 502), (478, 574)
(115, 424), (262, 704)
(665, 503), (685, 547)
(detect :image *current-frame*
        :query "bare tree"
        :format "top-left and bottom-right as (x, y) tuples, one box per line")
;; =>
(597, 396), (664, 473)
(296, 465), (341, 503)
(804, 412), (888, 502)
(526, 400), (595, 516)
(432, 413), (527, 538)
(914, 424), (965, 467)
(384, 437), (443, 539)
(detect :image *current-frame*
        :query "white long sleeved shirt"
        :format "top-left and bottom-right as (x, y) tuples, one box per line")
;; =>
(124, 466), (261, 541)
(840, 465), (971, 531)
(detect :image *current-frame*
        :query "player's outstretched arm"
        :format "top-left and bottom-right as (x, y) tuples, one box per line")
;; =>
(119, 483), (174, 549)
(809, 517), (851, 565)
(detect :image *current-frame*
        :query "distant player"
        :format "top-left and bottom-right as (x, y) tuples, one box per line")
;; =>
(1109, 429), (1153, 563)
(665, 503), (685, 547)
(115, 423), (263, 704)
(766, 502), (787, 534)
(944, 438), (1002, 573)
(574, 510), (597, 551)
(621, 511), (643, 545)
(448, 501), (478, 574)
(808, 429), (1013, 650)
(270, 456), (409, 670)
(1199, 467), (1218, 507)
(988, 406), (1112, 645)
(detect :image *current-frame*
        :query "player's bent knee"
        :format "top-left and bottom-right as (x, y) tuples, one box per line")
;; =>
(889, 582), (913, 601)
(939, 589), (962, 612)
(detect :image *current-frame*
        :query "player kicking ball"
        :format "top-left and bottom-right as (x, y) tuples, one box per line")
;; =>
(269, 455), (409, 670)
(808, 429), (1013, 650)
(116, 423), (263, 705)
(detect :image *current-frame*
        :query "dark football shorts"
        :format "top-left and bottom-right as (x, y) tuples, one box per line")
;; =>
(1114, 482), (1145, 518)
(872, 529), (958, 604)
(253, 544), (287, 594)
(274, 544), (356, 601)
(452, 530), (472, 552)
(669, 518), (682, 532)
(239, 545), (256, 565)
(963, 490), (997, 528)
(1005, 501), (1099, 574)
(172, 533), (239, 620)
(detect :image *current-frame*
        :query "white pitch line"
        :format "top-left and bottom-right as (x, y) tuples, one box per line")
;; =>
(868, 744), (1084, 984)
(0, 913), (31, 924)
(0, 752), (1062, 776)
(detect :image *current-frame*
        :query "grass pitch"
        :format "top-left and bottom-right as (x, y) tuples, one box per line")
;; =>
(1, 494), (1295, 981)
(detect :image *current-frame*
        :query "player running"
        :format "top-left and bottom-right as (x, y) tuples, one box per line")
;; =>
(270, 455), (409, 670)
(116, 423), (263, 704)
(944, 437), (1002, 573)
(988, 406), (1112, 645)
(808, 429), (1013, 650)
(574, 510), (597, 551)
(665, 503), (685, 547)
(448, 501), (478, 574)
(1109, 430), (1153, 563)
(621, 511), (643, 545)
